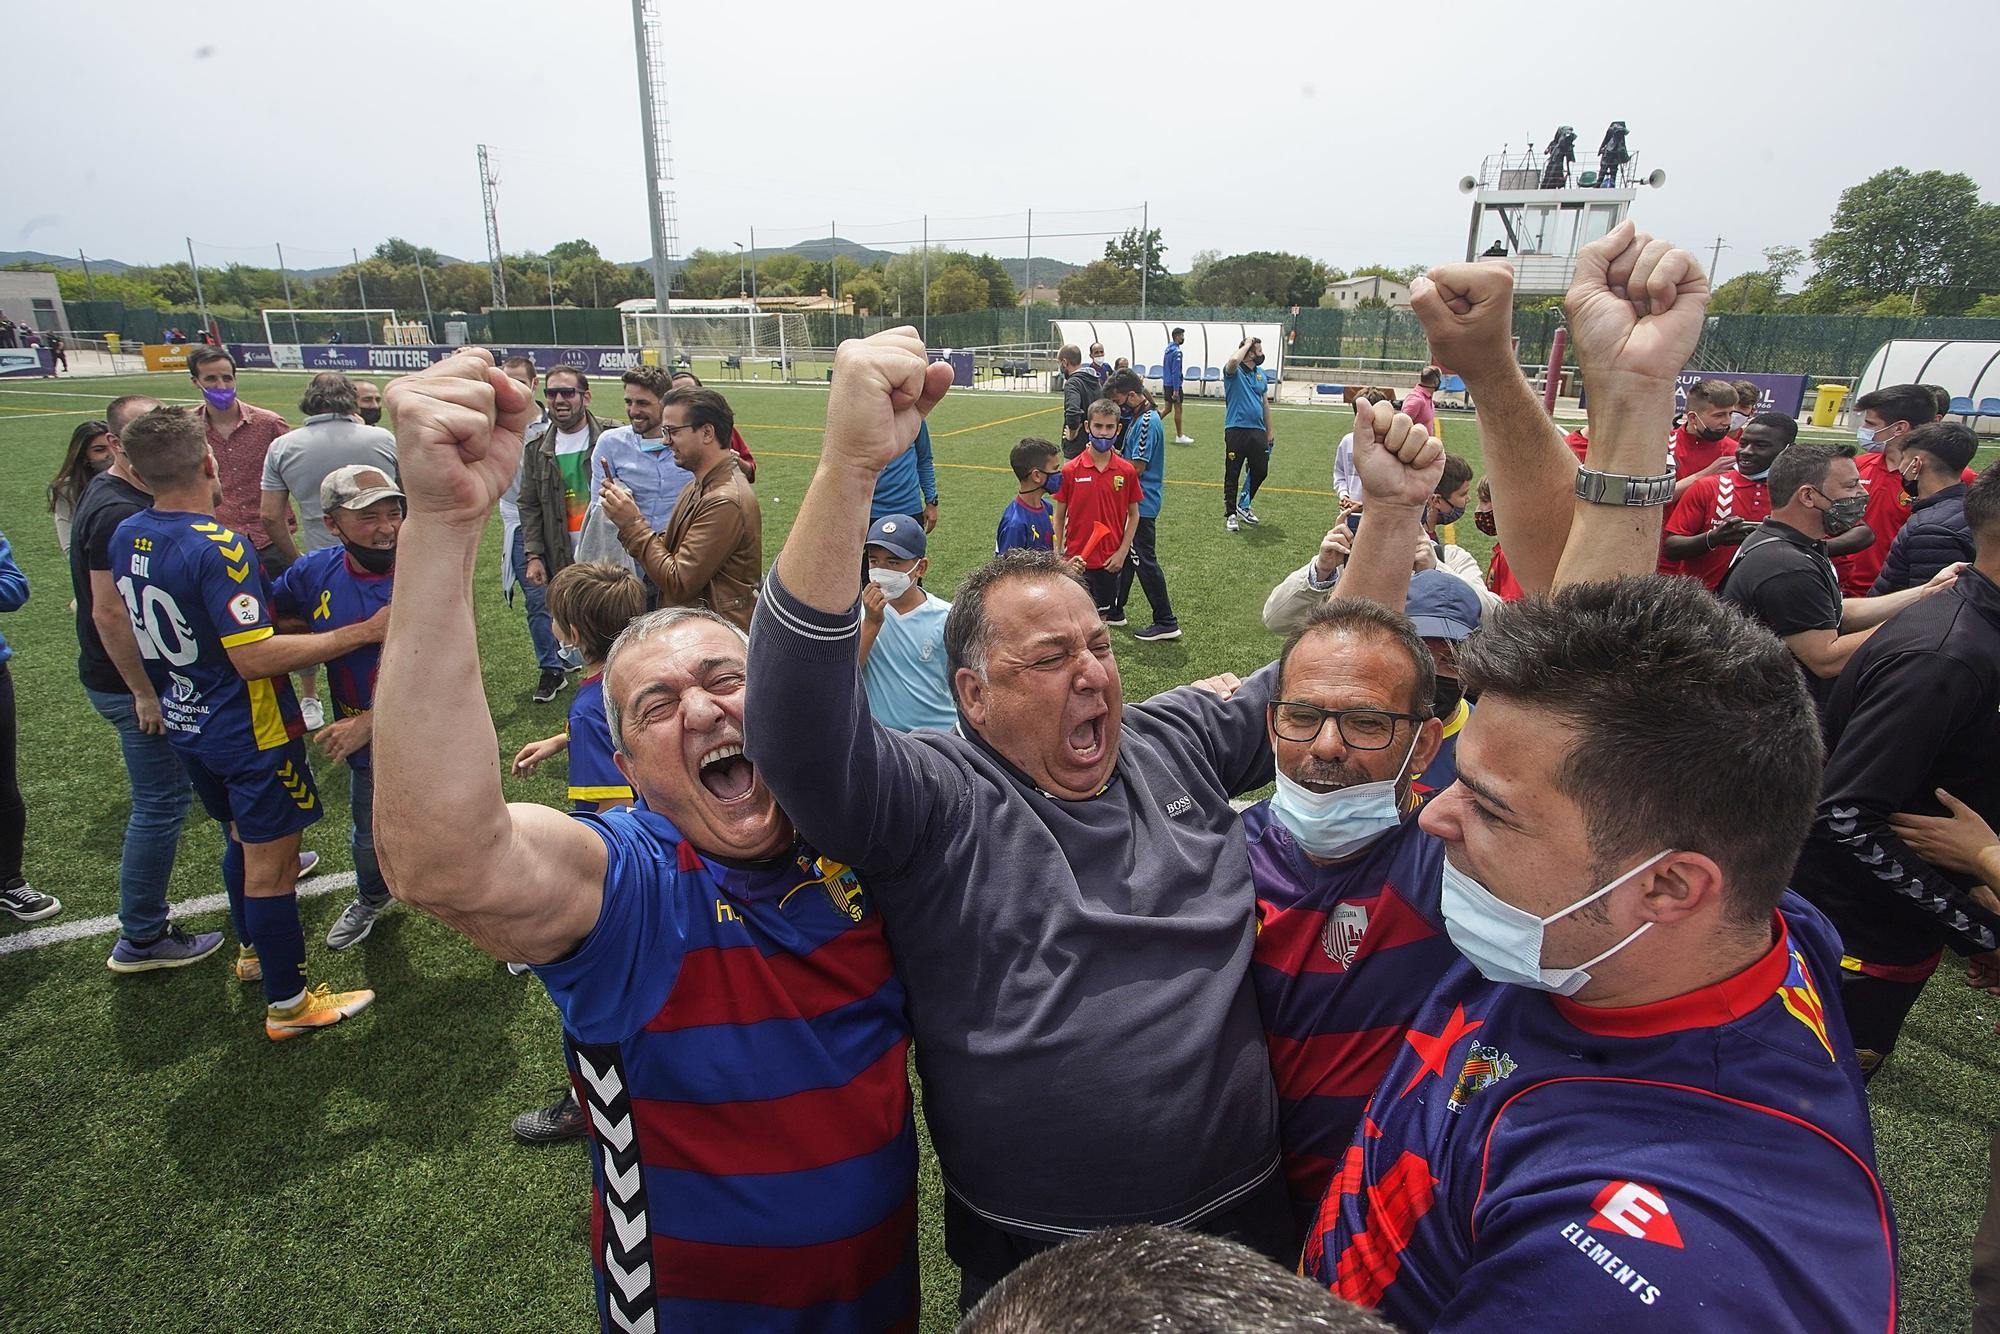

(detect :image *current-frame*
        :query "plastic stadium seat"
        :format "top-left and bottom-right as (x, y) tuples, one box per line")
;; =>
(1315, 384), (1345, 397)
(1979, 397), (2000, 419)
(1147, 365), (1165, 379)
(1950, 396), (1977, 419)
(1202, 366), (1222, 381)
(1440, 374), (1467, 393)
(1184, 366), (1207, 382)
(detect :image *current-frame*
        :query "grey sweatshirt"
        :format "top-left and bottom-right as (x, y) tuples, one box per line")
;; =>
(747, 569), (1281, 1237)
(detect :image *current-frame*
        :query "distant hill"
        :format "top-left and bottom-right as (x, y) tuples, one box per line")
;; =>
(0, 250), (133, 274)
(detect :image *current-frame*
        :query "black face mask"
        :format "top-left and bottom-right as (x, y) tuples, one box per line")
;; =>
(1901, 468), (1921, 498)
(1690, 423), (1728, 442)
(358, 408), (383, 427)
(1433, 676), (1464, 720)
(344, 541), (396, 574)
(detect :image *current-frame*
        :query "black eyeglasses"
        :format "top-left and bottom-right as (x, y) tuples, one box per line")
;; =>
(546, 387), (581, 399)
(661, 422), (698, 438)
(1268, 700), (1427, 749)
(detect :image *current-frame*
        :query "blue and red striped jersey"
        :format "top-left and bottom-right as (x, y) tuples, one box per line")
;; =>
(534, 806), (917, 1333)
(1303, 894), (1896, 1333)
(1245, 805), (1459, 1230)
(268, 546), (391, 769)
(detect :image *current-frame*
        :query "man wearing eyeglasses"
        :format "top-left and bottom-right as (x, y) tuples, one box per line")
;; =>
(1243, 450), (1465, 1242)
(518, 366), (611, 703)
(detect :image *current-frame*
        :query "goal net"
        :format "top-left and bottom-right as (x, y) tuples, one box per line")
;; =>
(621, 310), (811, 373)
(261, 308), (398, 347)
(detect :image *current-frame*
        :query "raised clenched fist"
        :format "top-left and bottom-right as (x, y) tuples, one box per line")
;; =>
(1353, 400), (1445, 510)
(822, 327), (955, 478)
(1565, 221), (1710, 409)
(385, 349), (536, 530)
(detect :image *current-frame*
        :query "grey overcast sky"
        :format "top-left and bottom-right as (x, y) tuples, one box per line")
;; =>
(8, 0), (1996, 285)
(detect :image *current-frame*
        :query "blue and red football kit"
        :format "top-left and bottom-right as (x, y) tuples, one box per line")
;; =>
(269, 547), (391, 769)
(1303, 894), (1896, 1333)
(566, 674), (633, 810)
(110, 509), (316, 843)
(534, 806), (917, 1333)
(1247, 807), (1459, 1232)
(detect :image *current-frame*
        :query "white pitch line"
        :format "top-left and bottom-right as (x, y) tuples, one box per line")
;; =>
(0, 388), (198, 402)
(0, 870), (357, 956)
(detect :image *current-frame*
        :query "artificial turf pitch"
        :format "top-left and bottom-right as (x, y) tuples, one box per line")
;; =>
(0, 369), (1994, 1331)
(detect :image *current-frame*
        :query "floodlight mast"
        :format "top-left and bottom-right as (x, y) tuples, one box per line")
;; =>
(478, 143), (507, 308)
(632, 0), (681, 360)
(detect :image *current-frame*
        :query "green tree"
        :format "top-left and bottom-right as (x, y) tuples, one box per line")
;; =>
(845, 274), (885, 316)
(1188, 251), (1327, 307)
(1970, 293), (2000, 317)
(676, 248), (742, 299)
(1806, 168), (2000, 314)
(545, 238), (602, 265)
(969, 254), (1018, 309)
(1059, 260), (1141, 306)
(374, 237), (442, 269)
(1347, 263), (1423, 285)
(928, 265), (990, 315)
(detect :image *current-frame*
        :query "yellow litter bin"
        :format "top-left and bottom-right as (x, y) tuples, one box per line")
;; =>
(641, 347), (661, 367)
(1811, 383), (1850, 427)
(106, 333), (121, 354)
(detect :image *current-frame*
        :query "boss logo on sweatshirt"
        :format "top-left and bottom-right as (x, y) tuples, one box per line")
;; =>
(1165, 795), (1192, 818)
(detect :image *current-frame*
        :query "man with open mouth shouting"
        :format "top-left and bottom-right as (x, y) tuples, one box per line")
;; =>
(372, 351), (918, 1334)
(746, 327), (1437, 1312)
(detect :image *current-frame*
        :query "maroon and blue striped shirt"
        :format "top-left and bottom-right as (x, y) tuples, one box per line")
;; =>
(534, 806), (917, 1332)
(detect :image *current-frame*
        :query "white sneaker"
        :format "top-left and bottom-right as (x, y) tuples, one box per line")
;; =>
(1174, 434), (1194, 445)
(1238, 506), (1261, 526)
(299, 696), (326, 730)
(1225, 514), (1240, 533)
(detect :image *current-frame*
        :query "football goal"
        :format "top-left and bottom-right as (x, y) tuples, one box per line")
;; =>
(621, 309), (811, 378)
(260, 308), (397, 347)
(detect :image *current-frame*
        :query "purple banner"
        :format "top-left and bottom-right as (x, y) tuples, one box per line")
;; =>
(0, 347), (53, 378)
(1674, 371), (1809, 419)
(227, 343), (656, 378)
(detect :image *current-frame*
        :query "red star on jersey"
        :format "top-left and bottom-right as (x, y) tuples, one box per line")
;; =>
(1400, 1005), (1483, 1098)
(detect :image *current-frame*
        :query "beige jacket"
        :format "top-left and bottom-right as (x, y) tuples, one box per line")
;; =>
(1261, 543), (1501, 635)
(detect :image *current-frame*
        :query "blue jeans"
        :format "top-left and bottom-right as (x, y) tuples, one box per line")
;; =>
(349, 764), (390, 907)
(86, 686), (192, 942)
(512, 527), (564, 673)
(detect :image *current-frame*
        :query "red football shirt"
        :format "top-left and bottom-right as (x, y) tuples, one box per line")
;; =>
(1835, 450), (1980, 595)
(1055, 450), (1140, 567)
(1664, 468), (1773, 589)
(1487, 545), (1525, 601)
(1670, 423), (1736, 482)
(204, 401), (290, 550)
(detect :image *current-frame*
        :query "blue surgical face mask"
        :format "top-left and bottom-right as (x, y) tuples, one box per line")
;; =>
(1439, 849), (1671, 995)
(1855, 424), (1882, 450)
(1268, 733), (1421, 860)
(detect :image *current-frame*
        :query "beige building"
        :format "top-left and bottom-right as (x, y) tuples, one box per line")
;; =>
(1322, 275), (1413, 309)
(0, 271), (71, 337)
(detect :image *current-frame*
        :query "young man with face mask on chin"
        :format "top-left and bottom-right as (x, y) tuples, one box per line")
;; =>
(1669, 379), (1738, 500)
(1302, 227), (1896, 1333)
(268, 466), (404, 949)
(1720, 442), (1961, 715)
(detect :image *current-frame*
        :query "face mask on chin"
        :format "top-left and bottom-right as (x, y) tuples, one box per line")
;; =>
(1440, 849), (1672, 995)
(1690, 422), (1728, 442)
(343, 540), (396, 574)
(1268, 732), (1421, 860)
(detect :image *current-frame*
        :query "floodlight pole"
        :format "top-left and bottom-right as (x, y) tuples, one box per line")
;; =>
(546, 258), (559, 342)
(631, 0), (675, 360)
(830, 219), (839, 347)
(415, 259), (435, 341)
(1140, 201), (1149, 317)
(1024, 209), (1033, 345)
(79, 250), (95, 301)
(185, 237), (213, 346)
(748, 227), (758, 357)
(921, 214), (929, 344)
(352, 248), (368, 313)
(277, 243), (299, 343)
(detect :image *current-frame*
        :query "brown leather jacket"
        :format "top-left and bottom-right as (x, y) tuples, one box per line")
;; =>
(614, 452), (762, 629)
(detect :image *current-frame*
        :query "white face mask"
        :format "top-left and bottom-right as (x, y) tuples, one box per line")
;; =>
(1728, 411), (1749, 432)
(1268, 733), (1420, 860)
(868, 567), (914, 600)
(1439, 849), (1673, 996)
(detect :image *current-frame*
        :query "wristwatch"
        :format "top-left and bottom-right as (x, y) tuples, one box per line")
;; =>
(1574, 467), (1677, 508)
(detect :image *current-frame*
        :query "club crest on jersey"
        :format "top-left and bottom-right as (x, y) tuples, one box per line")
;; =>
(1320, 902), (1369, 969)
(228, 593), (260, 626)
(1446, 1041), (1517, 1112)
(808, 857), (866, 923)
(168, 671), (196, 703)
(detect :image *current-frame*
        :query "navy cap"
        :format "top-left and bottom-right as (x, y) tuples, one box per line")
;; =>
(865, 515), (926, 560)
(1406, 569), (1482, 642)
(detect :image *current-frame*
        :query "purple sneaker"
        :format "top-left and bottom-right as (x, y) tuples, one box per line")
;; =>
(107, 923), (226, 973)
(297, 850), (322, 879)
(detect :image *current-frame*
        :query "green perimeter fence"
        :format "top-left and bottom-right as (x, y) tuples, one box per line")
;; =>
(67, 299), (2000, 381)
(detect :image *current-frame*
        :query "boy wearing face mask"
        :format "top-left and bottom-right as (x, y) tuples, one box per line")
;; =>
(996, 438), (1061, 555)
(268, 466), (406, 949)
(1052, 401), (1143, 622)
(1669, 379), (1739, 500)
(858, 516), (956, 732)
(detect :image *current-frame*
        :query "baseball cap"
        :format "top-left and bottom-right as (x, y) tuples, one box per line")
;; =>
(1405, 570), (1482, 642)
(320, 464), (405, 515)
(864, 515), (926, 560)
